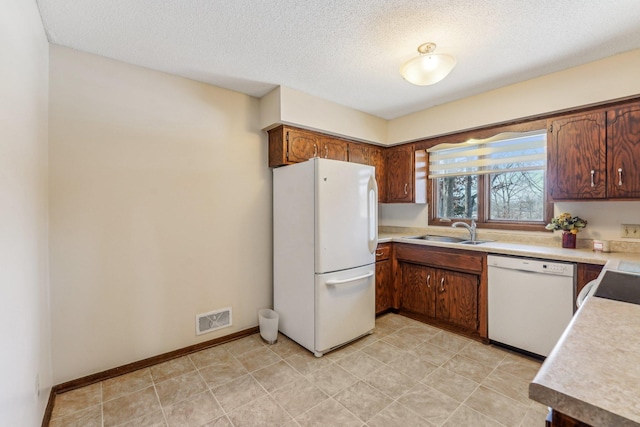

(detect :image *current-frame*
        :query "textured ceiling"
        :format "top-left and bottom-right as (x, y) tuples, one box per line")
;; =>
(37, 0), (640, 120)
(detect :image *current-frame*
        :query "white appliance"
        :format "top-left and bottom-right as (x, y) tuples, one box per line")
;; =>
(487, 255), (575, 357)
(577, 259), (640, 307)
(273, 158), (378, 357)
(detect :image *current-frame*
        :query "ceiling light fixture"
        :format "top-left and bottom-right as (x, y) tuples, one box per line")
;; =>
(400, 42), (456, 86)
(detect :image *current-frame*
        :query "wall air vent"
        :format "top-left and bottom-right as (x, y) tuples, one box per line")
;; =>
(196, 307), (232, 335)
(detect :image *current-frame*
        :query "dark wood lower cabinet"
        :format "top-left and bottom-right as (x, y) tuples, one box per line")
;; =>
(549, 410), (592, 427)
(436, 269), (478, 331)
(393, 243), (486, 339)
(400, 263), (435, 316)
(375, 259), (392, 314)
(375, 243), (393, 314)
(400, 261), (479, 332)
(576, 263), (603, 297)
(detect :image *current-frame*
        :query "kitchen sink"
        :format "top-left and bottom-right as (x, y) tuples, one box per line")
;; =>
(406, 235), (493, 245)
(407, 235), (465, 243)
(459, 240), (494, 245)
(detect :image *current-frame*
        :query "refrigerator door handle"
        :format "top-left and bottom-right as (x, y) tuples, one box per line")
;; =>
(367, 174), (378, 254)
(326, 271), (374, 287)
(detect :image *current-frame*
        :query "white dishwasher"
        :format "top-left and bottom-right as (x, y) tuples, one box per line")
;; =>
(488, 255), (575, 357)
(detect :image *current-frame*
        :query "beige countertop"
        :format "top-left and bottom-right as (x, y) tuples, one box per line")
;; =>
(378, 231), (640, 265)
(529, 296), (640, 426)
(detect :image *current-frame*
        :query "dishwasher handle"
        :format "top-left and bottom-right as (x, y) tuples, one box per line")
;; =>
(489, 265), (541, 275)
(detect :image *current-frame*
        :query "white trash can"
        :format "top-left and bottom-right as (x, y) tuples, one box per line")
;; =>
(258, 308), (279, 344)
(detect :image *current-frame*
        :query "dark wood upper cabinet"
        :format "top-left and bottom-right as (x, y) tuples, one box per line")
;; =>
(607, 102), (640, 198)
(268, 126), (318, 167)
(347, 143), (388, 203)
(547, 112), (607, 200)
(317, 137), (348, 161)
(288, 130), (319, 163)
(386, 145), (415, 203)
(548, 100), (640, 201)
(386, 144), (426, 204)
(348, 143), (369, 164)
(369, 146), (387, 203)
(269, 126), (349, 166)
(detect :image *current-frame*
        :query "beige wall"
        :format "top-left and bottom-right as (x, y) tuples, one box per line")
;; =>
(388, 48), (640, 144)
(49, 46), (272, 383)
(260, 86), (388, 144)
(0, 1), (52, 425)
(261, 49), (640, 147)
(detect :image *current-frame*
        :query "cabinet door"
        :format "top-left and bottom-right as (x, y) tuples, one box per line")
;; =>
(436, 269), (478, 331)
(375, 259), (392, 314)
(287, 129), (319, 163)
(317, 137), (348, 161)
(400, 263), (435, 317)
(387, 145), (414, 203)
(576, 263), (603, 298)
(607, 103), (640, 198)
(349, 143), (369, 165)
(375, 244), (392, 314)
(547, 113), (606, 200)
(369, 146), (387, 203)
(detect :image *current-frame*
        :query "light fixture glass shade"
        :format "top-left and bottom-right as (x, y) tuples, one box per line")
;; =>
(400, 43), (456, 86)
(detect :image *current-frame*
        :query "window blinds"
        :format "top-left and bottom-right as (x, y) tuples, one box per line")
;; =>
(427, 130), (546, 179)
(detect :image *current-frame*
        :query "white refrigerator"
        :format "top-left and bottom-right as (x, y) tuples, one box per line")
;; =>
(273, 158), (378, 357)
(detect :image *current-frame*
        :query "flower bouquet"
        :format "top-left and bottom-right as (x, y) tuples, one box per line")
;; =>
(545, 213), (587, 248)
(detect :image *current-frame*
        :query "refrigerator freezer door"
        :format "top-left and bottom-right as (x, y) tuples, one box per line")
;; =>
(315, 264), (375, 354)
(315, 159), (377, 274)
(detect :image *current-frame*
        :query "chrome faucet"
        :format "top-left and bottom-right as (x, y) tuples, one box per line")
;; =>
(452, 219), (477, 242)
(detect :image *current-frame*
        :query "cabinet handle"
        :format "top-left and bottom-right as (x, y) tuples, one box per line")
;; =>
(313, 144), (318, 158)
(324, 145), (328, 158)
(285, 132), (290, 161)
(404, 183), (408, 195)
(590, 170), (595, 187)
(618, 168), (623, 186)
(375, 251), (383, 257)
(440, 277), (445, 292)
(426, 274), (431, 289)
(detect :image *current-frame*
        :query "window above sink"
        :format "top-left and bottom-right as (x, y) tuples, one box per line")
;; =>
(422, 120), (553, 232)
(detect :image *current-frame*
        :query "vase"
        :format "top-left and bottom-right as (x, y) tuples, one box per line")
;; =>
(562, 231), (576, 249)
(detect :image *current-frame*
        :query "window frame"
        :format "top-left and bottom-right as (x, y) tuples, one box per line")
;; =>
(422, 120), (553, 232)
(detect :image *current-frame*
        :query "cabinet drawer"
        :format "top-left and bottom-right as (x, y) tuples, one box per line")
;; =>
(375, 243), (391, 261)
(394, 243), (484, 274)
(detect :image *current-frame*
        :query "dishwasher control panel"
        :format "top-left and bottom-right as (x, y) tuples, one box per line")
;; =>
(541, 263), (570, 275)
(487, 255), (576, 277)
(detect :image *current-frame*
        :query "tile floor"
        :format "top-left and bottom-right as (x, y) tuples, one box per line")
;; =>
(48, 313), (548, 427)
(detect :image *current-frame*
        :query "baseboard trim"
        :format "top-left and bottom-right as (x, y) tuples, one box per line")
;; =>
(41, 387), (56, 427)
(42, 326), (258, 426)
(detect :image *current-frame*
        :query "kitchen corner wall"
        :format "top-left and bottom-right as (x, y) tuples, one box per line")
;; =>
(552, 201), (640, 242)
(0, 1), (52, 425)
(48, 46), (273, 384)
(379, 49), (640, 242)
(378, 203), (429, 228)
